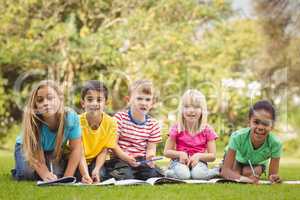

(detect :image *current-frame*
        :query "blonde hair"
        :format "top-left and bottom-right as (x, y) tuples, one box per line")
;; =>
(22, 80), (65, 165)
(177, 89), (208, 133)
(129, 79), (154, 96)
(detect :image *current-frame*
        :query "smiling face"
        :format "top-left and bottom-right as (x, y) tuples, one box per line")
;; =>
(249, 109), (274, 145)
(183, 103), (202, 124)
(178, 89), (207, 133)
(81, 90), (106, 115)
(35, 86), (61, 117)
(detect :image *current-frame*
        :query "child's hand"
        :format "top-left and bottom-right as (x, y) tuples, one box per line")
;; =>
(81, 174), (93, 184)
(91, 168), (100, 183)
(42, 171), (57, 181)
(248, 175), (260, 184)
(188, 153), (201, 168)
(127, 156), (139, 167)
(145, 155), (155, 168)
(179, 152), (189, 165)
(269, 174), (281, 184)
(238, 176), (256, 184)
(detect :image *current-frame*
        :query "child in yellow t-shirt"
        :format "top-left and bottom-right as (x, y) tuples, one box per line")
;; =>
(77, 80), (117, 184)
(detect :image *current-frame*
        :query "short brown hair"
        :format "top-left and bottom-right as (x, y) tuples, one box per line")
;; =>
(129, 80), (154, 96)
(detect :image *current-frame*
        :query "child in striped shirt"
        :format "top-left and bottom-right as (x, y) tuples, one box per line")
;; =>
(109, 80), (162, 180)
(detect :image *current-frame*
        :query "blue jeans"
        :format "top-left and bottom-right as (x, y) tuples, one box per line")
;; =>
(12, 143), (67, 181)
(165, 160), (219, 180)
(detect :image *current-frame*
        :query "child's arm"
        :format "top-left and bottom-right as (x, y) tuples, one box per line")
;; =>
(268, 157), (281, 183)
(78, 150), (93, 184)
(91, 148), (108, 182)
(188, 140), (216, 167)
(113, 144), (138, 167)
(220, 149), (254, 183)
(146, 142), (156, 159)
(64, 138), (82, 177)
(33, 150), (57, 181)
(163, 137), (189, 164)
(145, 142), (157, 168)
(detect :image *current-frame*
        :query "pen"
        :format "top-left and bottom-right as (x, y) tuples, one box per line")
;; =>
(138, 156), (164, 165)
(248, 160), (258, 178)
(50, 160), (53, 173)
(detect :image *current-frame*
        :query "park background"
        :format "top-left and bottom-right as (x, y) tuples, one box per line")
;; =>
(0, 0), (300, 199)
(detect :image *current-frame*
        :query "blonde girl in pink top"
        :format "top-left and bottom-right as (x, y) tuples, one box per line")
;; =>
(164, 89), (219, 180)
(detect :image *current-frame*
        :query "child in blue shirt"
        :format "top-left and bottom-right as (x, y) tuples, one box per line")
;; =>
(12, 80), (82, 181)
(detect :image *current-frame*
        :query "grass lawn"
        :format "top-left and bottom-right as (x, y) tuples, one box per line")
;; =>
(1, 150), (300, 200)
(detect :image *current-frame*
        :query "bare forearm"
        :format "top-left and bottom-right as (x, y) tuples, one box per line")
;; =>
(220, 167), (242, 180)
(94, 150), (107, 171)
(197, 153), (216, 162)
(220, 149), (242, 180)
(114, 145), (131, 161)
(33, 161), (50, 179)
(64, 147), (81, 177)
(78, 156), (89, 177)
(146, 143), (156, 158)
(269, 158), (280, 177)
(164, 150), (183, 159)
(32, 151), (50, 179)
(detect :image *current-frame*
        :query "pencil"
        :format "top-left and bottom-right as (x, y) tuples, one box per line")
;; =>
(50, 160), (53, 173)
(248, 160), (258, 177)
(138, 156), (164, 165)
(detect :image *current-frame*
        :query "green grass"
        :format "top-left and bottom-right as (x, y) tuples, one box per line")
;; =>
(1, 150), (300, 200)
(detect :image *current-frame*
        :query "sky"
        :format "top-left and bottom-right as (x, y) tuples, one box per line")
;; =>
(232, 0), (253, 17)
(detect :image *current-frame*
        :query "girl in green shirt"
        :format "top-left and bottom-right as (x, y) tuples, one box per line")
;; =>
(221, 100), (282, 184)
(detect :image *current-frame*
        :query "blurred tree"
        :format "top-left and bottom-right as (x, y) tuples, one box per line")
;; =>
(0, 0), (267, 147)
(253, 0), (300, 96)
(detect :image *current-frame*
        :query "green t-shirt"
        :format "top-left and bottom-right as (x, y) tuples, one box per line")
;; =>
(228, 128), (282, 166)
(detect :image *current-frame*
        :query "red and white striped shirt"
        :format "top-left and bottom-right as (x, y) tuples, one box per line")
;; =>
(114, 110), (161, 157)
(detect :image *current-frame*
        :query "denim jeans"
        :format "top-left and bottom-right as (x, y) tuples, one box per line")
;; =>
(11, 143), (67, 181)
(165, 160), (219, 180)
(104, 157), (163, 180)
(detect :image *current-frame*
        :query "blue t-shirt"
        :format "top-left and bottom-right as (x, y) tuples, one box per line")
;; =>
(16, 110), (81, 151)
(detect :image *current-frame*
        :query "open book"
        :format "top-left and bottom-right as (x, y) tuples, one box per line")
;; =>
(75, 177), (185, 186)
(114, 177), (185, 186)
(184, 178), (266, 184)
(37, 176), (300, 186)
(37, 176), (76, 186)
(185, 178), (300, 185)
(92, 178), (300, 185)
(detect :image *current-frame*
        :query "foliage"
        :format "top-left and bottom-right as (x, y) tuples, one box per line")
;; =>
(252, 0), (300, 98)
(0, 0), (299, 148)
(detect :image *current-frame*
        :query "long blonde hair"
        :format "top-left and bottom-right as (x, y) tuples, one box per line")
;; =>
(177, 89), (208, 133)
(22, 80), (65, 165)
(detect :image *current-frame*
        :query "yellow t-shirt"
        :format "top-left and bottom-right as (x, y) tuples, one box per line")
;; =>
(80, 112), (117, 164)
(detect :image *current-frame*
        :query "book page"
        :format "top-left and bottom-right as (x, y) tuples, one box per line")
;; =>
(115, 179), (146, 186)
(75, 178), (116, 186)
(37, 176), (76, 186)
(184, 179), (211, 184)
(146, 177), (185, 185)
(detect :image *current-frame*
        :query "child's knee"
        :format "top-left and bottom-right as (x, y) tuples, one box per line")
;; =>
(175, 170), (190, 179)
(191, 163), (208, 179)
(191, 167), (208, 179)
(174, 164), (190, 179)
(110, 167), (134, 180)
(12, 167), (36, 181)
(13, 145), (37, 181)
